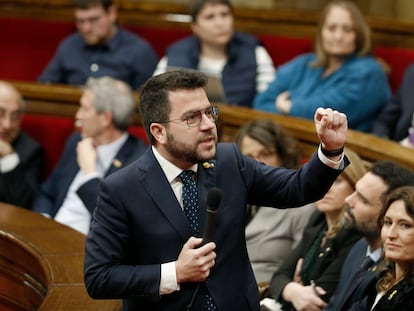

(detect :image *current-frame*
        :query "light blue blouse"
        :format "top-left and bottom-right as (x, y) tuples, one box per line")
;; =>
(253, 53), (391, 132)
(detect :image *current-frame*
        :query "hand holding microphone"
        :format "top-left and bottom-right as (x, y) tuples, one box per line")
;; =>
(185, 187), (222, 310)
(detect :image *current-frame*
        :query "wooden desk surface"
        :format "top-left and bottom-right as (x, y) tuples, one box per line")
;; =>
(0, 203), (121, 310)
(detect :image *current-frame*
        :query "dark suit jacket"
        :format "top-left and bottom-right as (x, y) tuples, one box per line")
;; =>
(32, 133), (146, 217)
(372, 63), (414, 141)
(268, 210), (361, 310)
(324, 238), (382, 311)
(369, 276), (414, 311)
(84, 143), (347, 311)
(0, 131), (44, 209)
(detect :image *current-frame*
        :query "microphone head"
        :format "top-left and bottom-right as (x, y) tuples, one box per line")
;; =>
(207, 187), (222, 212)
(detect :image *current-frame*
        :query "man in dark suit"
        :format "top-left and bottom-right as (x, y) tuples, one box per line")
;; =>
(324, 160), (414, 311)
(84, 70), (349, 310)
(0, 81), (44, 209)
(372, 64), (414, 142)
(32, 76), (146, 234)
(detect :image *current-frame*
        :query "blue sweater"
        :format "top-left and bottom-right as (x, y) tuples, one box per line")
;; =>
(253, 53), (391, 132)
(38, 28), (158, 90)
(166, 32), (258, 107)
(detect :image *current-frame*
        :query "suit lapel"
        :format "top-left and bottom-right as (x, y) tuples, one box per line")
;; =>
(138, 149), (192, 241)
(337, 246), (373, 310)
(104, 135), (135, 176)
(197, 160), (217, 235)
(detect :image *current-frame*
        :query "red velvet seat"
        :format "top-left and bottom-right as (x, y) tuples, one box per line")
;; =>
(21, 114), (75, 179)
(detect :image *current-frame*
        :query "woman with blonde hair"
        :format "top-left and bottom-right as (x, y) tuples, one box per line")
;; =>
(254, 0), (390, 132)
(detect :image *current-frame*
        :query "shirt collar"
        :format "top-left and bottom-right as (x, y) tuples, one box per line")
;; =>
(83, 27), (120, 51)
(366, 245), (383, 263)
(152, 146), (198, 184)
(96, 133), (128, 172)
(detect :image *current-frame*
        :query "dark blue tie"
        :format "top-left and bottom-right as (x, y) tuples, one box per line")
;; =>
(180, 170), (200, 235)
(179, 170), (217, 311)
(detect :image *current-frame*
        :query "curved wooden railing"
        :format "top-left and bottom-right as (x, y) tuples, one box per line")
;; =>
(12, 80), (414, 172)
(0, 203), (121, 310)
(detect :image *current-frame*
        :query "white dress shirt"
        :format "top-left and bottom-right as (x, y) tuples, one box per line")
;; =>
(54, 134), (128, 234)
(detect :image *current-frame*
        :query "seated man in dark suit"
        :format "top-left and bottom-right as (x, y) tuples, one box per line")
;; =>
(0, 81), (45, 209)
(38, 0), (158, 90)
(32, 76), (147, 234)
(324, 160), (414, 311)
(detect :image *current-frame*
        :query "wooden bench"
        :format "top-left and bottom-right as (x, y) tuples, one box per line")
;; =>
(12, 81), (414, 174)
(0, 202), (121, 310)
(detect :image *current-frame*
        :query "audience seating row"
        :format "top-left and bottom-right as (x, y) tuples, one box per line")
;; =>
(1, 2), (414, 92)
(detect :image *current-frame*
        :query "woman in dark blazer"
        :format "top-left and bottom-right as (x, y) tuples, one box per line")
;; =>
(266, 148), (365, 311)
(367, 186), (414, 311)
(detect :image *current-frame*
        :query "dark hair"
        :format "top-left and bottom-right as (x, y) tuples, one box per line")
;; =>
(72, 0), (113, 10)
(371, 161), (414, 200)
(233, 119), (301, 169)
(376, 186), (414, 293)
(139, 70), (208, 145)
(189, 0), (233, 22)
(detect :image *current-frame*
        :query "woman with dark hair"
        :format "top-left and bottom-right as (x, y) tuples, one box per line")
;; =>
(254, 0), (390, 132)
(367, 186), (414, 311)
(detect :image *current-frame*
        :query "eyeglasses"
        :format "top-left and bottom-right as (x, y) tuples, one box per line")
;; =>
(153, 106), (219, 128)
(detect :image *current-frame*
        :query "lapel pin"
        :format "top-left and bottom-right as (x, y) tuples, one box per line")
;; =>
(113, 159), (122, 168)
(202, 162), (215, 169)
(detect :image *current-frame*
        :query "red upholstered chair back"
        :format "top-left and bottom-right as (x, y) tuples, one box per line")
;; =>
(21, 114), (75, 179)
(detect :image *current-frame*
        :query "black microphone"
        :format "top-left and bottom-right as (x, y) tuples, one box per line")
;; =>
(202, 187), (222, 245)
(187, 187), (222, 311)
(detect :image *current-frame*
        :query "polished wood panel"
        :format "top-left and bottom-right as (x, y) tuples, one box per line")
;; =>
(12, 80), (414, 171)
(0, 203), (121, 310)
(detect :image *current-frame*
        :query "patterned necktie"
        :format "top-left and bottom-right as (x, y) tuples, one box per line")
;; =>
(179, 170), (200, 235)
(359, 256), (374, 271)
(179, 170), (217, 311)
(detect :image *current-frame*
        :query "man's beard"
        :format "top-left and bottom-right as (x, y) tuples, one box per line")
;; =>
(165, 132), (216, 164)
(342, 204), (380, 239)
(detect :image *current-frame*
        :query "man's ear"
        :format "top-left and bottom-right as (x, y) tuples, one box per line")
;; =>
(150, 123), (167, 144)
(107, 4), (118, 23)
(101, 110), (112, 128)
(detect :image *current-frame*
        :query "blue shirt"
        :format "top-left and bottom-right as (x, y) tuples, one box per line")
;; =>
(38, 28), (158, 89)
(253, 53), (391, 132)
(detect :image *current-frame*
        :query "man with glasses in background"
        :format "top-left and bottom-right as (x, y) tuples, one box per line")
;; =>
(84, 70), (350, 311)
(38, 0), (158, 90)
